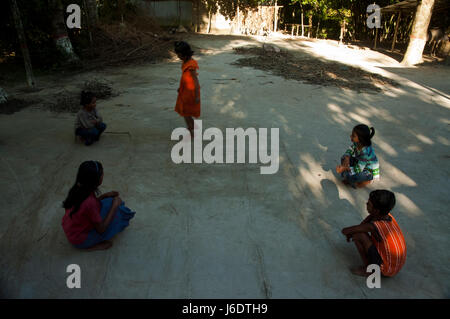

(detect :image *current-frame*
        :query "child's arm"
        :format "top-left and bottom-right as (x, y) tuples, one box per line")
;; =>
(98, 191), (119, 201)
(95, 109), (103, 123)
(93, 196), (122, 234)
(189, 69), (200, 104)
(342, 223), (376, 242)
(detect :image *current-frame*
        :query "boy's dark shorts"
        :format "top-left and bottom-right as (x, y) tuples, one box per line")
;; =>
(368, 245), (383, 266)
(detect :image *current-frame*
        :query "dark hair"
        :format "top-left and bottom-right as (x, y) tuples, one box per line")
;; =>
(63, 161), (103, 218)
(353, 124), (375, 147)
(369, 190), (396, 216)
(80, 91), (95, 106)
(174, 41), (194, 58)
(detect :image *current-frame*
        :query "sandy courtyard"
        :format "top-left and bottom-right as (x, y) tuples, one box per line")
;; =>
(0, 34), (449, 298)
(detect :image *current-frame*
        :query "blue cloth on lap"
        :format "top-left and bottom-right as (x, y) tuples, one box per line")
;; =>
(74, 197), (136, 249)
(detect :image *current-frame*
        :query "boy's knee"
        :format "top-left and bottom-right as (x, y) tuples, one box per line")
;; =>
(353, 232), (370, 242)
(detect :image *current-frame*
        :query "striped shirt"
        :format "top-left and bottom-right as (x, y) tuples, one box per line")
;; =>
(344, 143), (380, 179)
(371, 214), (407, 277)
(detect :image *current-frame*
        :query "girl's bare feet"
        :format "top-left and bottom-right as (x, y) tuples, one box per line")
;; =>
(87, 240), (113, 251)
(350, 266), (370, 277)
(356, 180), (372, 188)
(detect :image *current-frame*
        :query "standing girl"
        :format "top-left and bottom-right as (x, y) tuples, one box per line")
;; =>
(174, 41), (201, 137)
(62, 161), (136, 250)
(336, 124), (380, 188)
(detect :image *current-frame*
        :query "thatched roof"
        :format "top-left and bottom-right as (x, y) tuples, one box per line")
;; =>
(381, 0), (450, 14)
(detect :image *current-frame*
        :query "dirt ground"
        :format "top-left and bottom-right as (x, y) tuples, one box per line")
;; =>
(0, 33), (449, 298)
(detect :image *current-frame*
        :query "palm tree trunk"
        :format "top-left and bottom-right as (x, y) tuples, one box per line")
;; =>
(9, 0), (35, 87)
(51, 0), (79, 62)
(402, 0), (435, 66)
(207, 8), (212, 34)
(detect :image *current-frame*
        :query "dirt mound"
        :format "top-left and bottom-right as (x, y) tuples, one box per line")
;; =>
(81, 14), (178, 68)
(83, 78), (115, 99)
(232, 46), (399, 92)
(48, 79), (117, 113)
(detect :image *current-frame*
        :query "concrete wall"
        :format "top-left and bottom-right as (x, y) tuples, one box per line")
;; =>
(136, 0), (193, 27)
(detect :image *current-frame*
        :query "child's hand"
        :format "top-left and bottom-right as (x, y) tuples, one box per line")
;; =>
(336, 165), (348, 174)
(342, 228), (352, 242)
(342, 157), (350, 167)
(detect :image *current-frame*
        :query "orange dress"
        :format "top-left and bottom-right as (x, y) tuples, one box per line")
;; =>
(175, 59), (201, 118)
(371, 214), (407, 277)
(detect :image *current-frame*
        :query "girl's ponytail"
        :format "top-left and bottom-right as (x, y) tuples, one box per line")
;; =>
(353, 124), (374, 147)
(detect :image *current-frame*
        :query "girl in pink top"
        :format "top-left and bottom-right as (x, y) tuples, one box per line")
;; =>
(62, 161), (136, 250)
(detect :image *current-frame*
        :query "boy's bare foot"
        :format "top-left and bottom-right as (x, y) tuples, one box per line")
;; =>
(350, 266), (370, 277)
(87, 240), (113, 251)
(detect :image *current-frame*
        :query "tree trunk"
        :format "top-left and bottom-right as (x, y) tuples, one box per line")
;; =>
(84, 0), (98, 27)
(9, 0), (35, 88)
(207, 8), (212, 34)
(237, 6), (240, 34)
(401, 0), (435, 66)
(301, 10), (304, 37)
(316, 19), (320, 39)
(391, 12), (402, 52)
(308, 14), (312, 38)
(274, 0), (278, 33)
(51, 0), (79, 62)
(195, 0), (200, 32)
(118, 0), (126, 23)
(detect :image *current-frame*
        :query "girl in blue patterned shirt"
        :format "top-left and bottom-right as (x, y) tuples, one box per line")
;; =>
(336, 124), (380, 188)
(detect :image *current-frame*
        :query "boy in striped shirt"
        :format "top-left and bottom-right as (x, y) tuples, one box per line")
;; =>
(342, 190), (406, 277)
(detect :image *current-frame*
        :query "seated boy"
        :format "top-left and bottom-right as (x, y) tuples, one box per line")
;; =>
(75, 91), (106, 146)
(342, 190), (406, 277)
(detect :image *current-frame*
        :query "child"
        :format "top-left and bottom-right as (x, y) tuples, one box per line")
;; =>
(75, 91), (107, 146)
(174, 41), (201, 137)
(62, 161), (136, 250)
(336, 124), (379, 188)
(342, 190), (406, 277)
